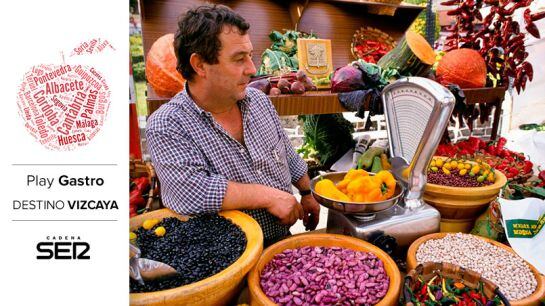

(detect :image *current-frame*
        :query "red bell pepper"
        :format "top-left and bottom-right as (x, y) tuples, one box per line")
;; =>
(130, 189), (146, 208)
(539, 170), (545, 181)
(497, 137), (507, 151)
(523, 160), (533, 174)
(132, 177), (150, 193)
(486, 144), (497, 155)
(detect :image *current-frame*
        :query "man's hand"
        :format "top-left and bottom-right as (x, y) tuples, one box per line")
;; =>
(264, 187), (304, 226)
(300, 194), (320, 231)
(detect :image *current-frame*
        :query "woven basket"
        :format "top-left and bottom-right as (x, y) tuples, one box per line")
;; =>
(402, 262), (511, 305)
(351, 26), (396, 62)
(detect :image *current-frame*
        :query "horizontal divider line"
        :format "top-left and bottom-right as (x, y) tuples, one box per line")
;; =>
(12, 164), (118, 166)
(12, 219), (118, 222)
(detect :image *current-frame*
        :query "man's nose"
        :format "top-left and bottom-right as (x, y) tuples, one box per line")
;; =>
(245, 57), (257, 76)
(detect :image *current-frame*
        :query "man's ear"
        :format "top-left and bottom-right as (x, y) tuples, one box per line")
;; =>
(189, 53), (206, 78)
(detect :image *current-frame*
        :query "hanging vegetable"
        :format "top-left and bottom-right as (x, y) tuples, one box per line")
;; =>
(441, 0), (545, 93)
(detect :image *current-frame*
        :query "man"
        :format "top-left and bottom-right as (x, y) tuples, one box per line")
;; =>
(146, 4), (320, 246)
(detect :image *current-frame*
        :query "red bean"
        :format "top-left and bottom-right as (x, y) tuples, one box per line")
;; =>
(260, 246), (389, 305)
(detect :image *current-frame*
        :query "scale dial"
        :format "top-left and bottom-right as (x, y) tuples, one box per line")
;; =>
(382, 77), (455, 207)
(386, 85), (435, 161)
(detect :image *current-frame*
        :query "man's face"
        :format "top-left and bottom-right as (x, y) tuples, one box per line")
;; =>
(203, 26), (257, 102)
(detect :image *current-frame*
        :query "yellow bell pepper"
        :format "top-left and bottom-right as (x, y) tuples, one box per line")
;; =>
(346, 176), (382, 202)
(315, 179), (350, 201)
(337, 169), (369, 192)
(374, 170), (397, 200)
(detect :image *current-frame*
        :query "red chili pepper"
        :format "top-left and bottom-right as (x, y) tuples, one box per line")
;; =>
(524, 8), (533, 24)
(447, 6), (465, 15)
(532, 11), (545, 21)
(469, 292), (481, 300)
(522, 61), (534, 81)
(526, 23), (541, 39)
(130, 189), (146, 208)
(132, 177), (150, 193)
(441, 0), (460, 5)
(421, 284), (427, 295)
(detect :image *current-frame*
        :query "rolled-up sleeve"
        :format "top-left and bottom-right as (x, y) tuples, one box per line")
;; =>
(146, 128), (227, 215)
(284, 134), (308, 184)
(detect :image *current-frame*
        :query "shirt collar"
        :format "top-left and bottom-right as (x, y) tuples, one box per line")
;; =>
(181, 83), (251, 118)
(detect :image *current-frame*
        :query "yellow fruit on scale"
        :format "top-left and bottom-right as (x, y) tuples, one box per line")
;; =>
(129, 232), (137, 240)
(143, 218), (160, 230)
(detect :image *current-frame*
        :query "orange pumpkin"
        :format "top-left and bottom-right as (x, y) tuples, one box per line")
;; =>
(145, 33), (185, 98)
(436, 48), (487, 89)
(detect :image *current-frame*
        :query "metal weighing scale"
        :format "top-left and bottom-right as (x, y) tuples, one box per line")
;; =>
(311, 77), (455, 254)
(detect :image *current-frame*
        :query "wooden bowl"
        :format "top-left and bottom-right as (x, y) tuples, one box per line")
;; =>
(248, 233), (401, 306)
(403, 262), (510, 305)
(129, 209), (263, 306)
(407, 232), (545, 306)
(424, 159), (507, 219)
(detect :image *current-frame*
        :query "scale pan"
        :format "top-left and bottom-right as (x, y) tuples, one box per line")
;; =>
(310, 171), (405, 215)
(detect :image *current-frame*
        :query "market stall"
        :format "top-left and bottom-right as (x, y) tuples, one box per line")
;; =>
(128, 0), (545, 305)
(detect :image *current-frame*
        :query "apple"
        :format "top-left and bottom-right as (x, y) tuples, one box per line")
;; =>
(16, 44), (111, 151)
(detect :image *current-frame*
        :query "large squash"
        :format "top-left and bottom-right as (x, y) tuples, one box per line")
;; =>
(377, 30), (436, 77)
(436, 48), (487, 89)
(145, 33), (185, 98)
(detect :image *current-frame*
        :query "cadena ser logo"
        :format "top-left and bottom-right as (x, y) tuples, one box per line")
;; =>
(36, 235), (90, 260)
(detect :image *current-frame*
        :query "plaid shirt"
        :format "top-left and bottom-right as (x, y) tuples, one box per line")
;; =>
(146, 86), (308, 241)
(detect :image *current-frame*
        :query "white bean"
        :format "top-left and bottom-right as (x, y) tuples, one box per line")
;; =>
(416, 233), (537, 301)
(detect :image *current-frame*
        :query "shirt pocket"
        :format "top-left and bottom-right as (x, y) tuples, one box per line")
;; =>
(269, 137), (291, 182)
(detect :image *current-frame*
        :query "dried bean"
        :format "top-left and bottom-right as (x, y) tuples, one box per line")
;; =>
(260, 246), (389, 305)
(416, 233), (537, 301)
